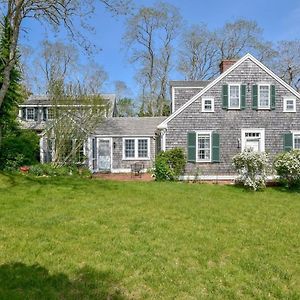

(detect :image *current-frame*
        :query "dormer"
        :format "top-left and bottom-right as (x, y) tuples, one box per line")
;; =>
(170, 80), (211, 113)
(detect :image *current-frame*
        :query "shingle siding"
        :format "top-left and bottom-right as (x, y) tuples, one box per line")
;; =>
(111, 137), (156, 170)
(166, 58), (300, 175)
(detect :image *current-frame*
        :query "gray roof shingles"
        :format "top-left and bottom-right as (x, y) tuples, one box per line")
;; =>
(94, 117), (167, 136)
(169, 80), (211, 88)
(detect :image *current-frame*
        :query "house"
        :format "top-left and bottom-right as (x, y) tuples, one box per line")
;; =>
(18, 94), (118, 134)
(157, 53), (300, 179)
(30, 53), (300, 177)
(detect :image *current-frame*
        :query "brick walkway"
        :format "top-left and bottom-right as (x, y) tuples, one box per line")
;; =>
(93, 172), (154, 182)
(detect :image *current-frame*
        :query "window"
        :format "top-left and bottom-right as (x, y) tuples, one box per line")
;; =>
(284, 98), (296, 112)
(258, 85), (270, 109)
(123, 138), (150, 160)
(26, 108), (35, 120)
(197, 134), (211, 161)
(202, 98), (214, 112)
(47, 108), (55, 120)
(229, 84), (240, 109)
(294, 133), (300, 149)
(241, 129), (265, 152)
(125, 139), (135, 158)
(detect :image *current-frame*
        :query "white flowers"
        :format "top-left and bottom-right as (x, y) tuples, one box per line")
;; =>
(232, 149), (269, 190)
(274, 150), (300, 187)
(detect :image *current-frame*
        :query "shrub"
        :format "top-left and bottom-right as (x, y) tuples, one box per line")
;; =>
(232, 150), (270, 191)
(28, 163), (91, 177)
(154, 148), (186, 181)
(0, 129), (39, 170)
(274, 150), (300, 188)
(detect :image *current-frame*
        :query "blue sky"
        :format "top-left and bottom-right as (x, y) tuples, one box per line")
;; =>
(20, 0), (300, 97)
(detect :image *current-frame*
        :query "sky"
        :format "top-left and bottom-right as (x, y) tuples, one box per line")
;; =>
(19, 0), (300, 98)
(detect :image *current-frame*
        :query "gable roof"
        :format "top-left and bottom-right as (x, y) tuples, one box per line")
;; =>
(94, 117), (167, 136)
(158, 53), (300, 129)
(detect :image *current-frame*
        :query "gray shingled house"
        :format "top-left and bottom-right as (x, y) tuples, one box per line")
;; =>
(24, 53), (300, 177)
(157, 53), (300, 179)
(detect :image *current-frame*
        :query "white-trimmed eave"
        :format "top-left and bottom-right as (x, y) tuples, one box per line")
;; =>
(157, 53), (300, 130)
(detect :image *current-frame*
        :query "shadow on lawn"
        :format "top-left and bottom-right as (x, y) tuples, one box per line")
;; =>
(0, 262), (126, 299)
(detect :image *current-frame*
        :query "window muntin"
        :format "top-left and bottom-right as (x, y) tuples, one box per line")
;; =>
(294, 134), (300, 149)
(258, 85), (270, 108)
(138, 139), (148, 158)
(26, 108), (35, 120)
(47, 108), (55, 120)
(229, 85), (240, 109)
(123, 138), (149, 160)
(124, 139), (135, 158)
(197, 134), (211, 161)
(202, 98), (214, 112)
(284, 98), (296, 112)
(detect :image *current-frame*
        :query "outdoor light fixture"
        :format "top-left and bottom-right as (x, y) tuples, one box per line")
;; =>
(113, 142), (116, 149)
(237, 138), (241, 149)
(247, 82), (251, 92)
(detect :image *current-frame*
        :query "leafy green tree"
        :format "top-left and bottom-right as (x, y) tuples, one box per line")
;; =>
(117, 97), (135, 117)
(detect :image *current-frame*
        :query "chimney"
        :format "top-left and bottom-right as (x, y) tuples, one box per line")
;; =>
(219, 59), (238, 73)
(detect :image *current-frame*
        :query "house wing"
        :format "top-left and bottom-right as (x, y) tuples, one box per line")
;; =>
(158, 53), (300, 129)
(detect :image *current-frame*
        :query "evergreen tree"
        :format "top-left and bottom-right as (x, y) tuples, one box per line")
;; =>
(0, 17), (22, 137)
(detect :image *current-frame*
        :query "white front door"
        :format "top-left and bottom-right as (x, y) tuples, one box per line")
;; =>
(245, 138), (260, 152)
(97, 139), (111, 171)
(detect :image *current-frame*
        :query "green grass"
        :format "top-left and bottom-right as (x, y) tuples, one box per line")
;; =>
(0, 173), (299, 299)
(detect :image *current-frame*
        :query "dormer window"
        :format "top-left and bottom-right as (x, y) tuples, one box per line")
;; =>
(258, 85), (270, 109)
(228, 84), (240, 109)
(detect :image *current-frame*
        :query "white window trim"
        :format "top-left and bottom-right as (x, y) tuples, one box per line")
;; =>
(258, 84), (271, 110)
(241, 128), (265, 152)
(122, 137), (150, 161)
(201, 97), (214, 112)
(283, 97), (296, 113)
(228, 84), (241, 110)
(291, 131), (300, 149)
(196, 130), (212, 163)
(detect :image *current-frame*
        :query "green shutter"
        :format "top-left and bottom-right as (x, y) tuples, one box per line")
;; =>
(212, 132), (220, 163)
(284, 133), (293, 152)
(271, 85), (276, 110)
(241, 85), (246, 110)
(222, 85), (228, 109)
(187, 132), (196, 162)
(252, 85), (258, 110)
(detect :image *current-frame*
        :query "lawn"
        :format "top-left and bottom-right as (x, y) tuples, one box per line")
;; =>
(0, 173), (299, 299)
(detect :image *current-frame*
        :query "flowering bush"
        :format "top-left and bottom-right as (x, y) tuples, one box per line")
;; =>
(232, 150), (270, 190)
(274, 150), (300, 188)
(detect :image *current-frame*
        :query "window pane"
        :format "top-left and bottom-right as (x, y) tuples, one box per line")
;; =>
(229, 86), (240, 108)
(48, 108), (55, 119)
(138, 139), (148, 158)
(295, 135), (300, 149)
(125, 139), (135, 158)
(204, 99), (212, 111)
(286, 100), (295, 111)
(197, 134), (210, 161)
(27, 108), (35, 120)
(259, 86), (270, 107)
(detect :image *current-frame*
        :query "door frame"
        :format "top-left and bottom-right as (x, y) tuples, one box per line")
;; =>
(96, 137), (113, 172)
(241, 128), (265, 152)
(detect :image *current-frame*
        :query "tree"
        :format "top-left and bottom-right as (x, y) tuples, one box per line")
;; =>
(272, 40), (300, 91)
(0, 0), (132, 109)
(117, 97), (135, 117)
(124, 1), (181, 116)
(44, 81), (107, 166)
(0, 16), (22, 146)
(178, 19), (275, 80)
(177, 24), (219, 80)
(38, 40), (79, 91)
